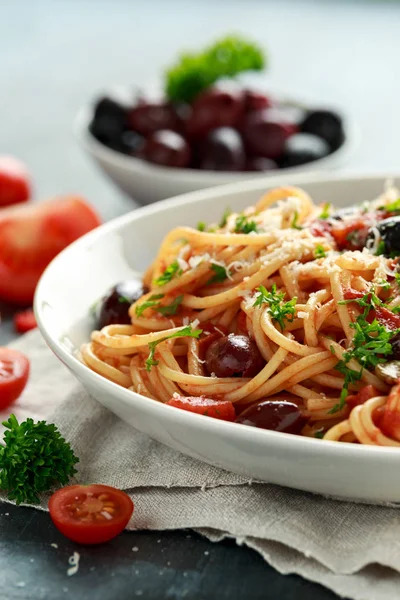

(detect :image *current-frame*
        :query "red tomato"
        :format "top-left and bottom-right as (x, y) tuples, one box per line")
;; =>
(0, 195), (101, 305)
(13, 308), (37, 333)
(375, 306), (400, 331)
(0, 156), (31, 207)
(346, 385), (379, 410)
(48, 484), (134, 545)
(342, 287), (365, 301)
(167, 395), (236, 421)
(0, 348), (30, 409)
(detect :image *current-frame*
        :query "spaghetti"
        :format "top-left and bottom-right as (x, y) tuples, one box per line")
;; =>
(82, 184), (400, 445)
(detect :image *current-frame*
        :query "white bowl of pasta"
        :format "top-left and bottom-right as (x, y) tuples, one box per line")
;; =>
(35, 172), (400, 503)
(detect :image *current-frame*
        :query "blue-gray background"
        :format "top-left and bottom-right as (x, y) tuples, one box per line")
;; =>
(1, 0), (400, 221)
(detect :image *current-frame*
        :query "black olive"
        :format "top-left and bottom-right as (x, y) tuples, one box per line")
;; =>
(367, 216), (400, 257)
(96, 280), (148, 329)
(205, 334), (264, 378)
(236, 400), (307, 434)
(280, 133), (330, 168)
(300, 109), (344, 151)
(90, 97), (129, 149)
(390, 332), (400, 360)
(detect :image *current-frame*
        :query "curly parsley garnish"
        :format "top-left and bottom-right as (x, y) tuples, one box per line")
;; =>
(145, 325), (203, 371)
(253, 284), (297, 330)
(135, 294), (183, 317)
(234, 215), (258, 234)
(207, 263), (230, 285)
(154, 261), (183, 286)
(0, 415), (79, 505)
(314, 244), (327, 259)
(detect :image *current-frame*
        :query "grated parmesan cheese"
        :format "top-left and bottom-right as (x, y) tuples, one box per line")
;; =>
(297, 311), (309, 319)
(177, 257), (189, 272)
(191, 319), (200, 329)
(189, 253), (210, 268)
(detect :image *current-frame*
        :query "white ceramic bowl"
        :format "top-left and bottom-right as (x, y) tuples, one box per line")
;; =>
(75, 86), (356, 205)
(35, 173), (400, 504)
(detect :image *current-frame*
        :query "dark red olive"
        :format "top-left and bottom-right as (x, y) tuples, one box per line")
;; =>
(390, 332), (400, 360)
(243, 89), (272, 112)
(246, 157), (278, 171)
(97, 280), (148, 329)
(241, 109), (296, 160)
(236, 400), (307, 434)
(198, 127), (245, 171)
(301, 109), (344, 151)
(90, 96), (129, 149)
(139, 130), (191, 168)
(186, 85), (244, 139)
(205, 334), (264, 378)
(128, 101), (182, 136)
(281, 133), (330, 167)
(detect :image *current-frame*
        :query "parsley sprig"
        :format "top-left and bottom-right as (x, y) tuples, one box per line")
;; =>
(291, 211), (302, 230)
(135, 294), (183, 317)
(0, 415), (79, 505)
(154, 261), (183, 286)
(234, 215), (258, 234)
(330, 292), (398, 413)
(207, 263), (230, 285)
(253, 284), (297, 330)
(145, 325), (202, 371)
(219, 207), (232, 228)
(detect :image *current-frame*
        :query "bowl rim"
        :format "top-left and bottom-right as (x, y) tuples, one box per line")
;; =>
(34, 171), (400, 464)
(74, 83), (358, 183)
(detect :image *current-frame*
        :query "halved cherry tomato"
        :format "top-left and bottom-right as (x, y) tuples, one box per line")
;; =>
(375, 306), (400, 331)
(0, 155), (31, 207)
(0, 195), (101, 305)
(13, 308), (37, 333)
(48, 484), (134, 545)
(346, 385), (379, 410)
(0, 348), (30, 409)
(167, 395), (236, 421)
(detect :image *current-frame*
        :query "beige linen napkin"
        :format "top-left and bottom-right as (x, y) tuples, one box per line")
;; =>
(3, 330), (400, 600)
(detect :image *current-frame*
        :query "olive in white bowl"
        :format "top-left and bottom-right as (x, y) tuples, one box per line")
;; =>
(75, 84), (354, 205)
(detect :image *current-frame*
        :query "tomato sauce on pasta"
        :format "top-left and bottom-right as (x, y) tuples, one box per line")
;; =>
(82, 184), (400, 445)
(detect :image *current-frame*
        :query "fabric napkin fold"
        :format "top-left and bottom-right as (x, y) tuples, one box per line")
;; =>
(3, 330), (400, 600)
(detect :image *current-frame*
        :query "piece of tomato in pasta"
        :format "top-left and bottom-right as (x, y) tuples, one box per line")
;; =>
(346, 385), (379, 410)
(167, 395), (236, 421)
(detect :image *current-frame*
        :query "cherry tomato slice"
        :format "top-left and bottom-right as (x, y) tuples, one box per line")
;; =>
(167, 395), (236, 421)
(346, 385), (379, 410)
(13, 308), (37, 333)
(0, 348), (30, 409)
(0, 155), (31, 207)
(48, 484), (134, 545)
(0, 195), (101, 305)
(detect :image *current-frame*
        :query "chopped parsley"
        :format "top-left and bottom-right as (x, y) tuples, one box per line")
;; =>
(253, 284), (297, 330)
(330, 294), (398, 413)
(219, 207), (232, 228)
(154, 261), (183, 286)
(319, 203), (331, 219)
(395, 272), (400, 287)
(376, 279), (391, 290)
(314, 429), (324, 439)
(157, 295), (184, 316)
(234, 215), (258, 234)
(135, 294), (183, 317)
(197, 221), (207, 232)
(145, 325), (202, 371)
(118, 295), (131, 304)
(291, 211), (302, 230)
(376, 240), (386, 256)
(383, 198), (400, 213)
(207, 263), (229, 285)
(135, 294), (165, 317)
(314, 244), (327, 259)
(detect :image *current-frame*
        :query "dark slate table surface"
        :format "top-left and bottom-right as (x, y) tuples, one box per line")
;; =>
(2, 0), (400, 597)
